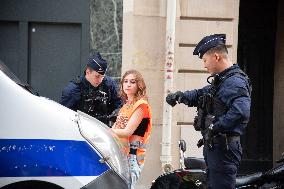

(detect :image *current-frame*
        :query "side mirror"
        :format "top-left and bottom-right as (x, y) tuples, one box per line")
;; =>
(178, 139), (186, 153)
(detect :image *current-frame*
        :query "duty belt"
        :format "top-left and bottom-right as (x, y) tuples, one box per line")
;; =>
(212, 134), (240, 144)
(201, 133), (240, 151)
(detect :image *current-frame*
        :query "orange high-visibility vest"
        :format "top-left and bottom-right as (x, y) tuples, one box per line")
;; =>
(114, 99), (152, 165)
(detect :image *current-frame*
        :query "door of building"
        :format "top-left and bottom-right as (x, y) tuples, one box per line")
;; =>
(29, 23), (81, 101)
(237, 0), (278, 174)
(0, 0), (89, 102)
(0, 22), (21, 79)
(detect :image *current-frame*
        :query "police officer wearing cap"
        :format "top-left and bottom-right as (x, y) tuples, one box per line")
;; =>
(166, 34), (252, 188)
(60, 52), (122, 126)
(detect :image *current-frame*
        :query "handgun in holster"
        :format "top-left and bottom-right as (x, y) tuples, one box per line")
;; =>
(197, 114), (215, 149)
(217, 133), (229, 151)
(197, 138), (214, 150)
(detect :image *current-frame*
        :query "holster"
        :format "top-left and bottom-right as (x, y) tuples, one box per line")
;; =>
(197, 114), (215, 149)
(197, 138), (214, 149)
(215, 133), (229, 151)
(193, 115), (202, 131)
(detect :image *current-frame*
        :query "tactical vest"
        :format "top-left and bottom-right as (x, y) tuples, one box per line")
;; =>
(194, 69), (252, 131)
(209, 69), (251, 116)
(75, 77), (110, 123)
(114, 99), (152, 165)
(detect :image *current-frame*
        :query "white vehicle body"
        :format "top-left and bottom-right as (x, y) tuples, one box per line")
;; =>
(0, 62), (130, 189)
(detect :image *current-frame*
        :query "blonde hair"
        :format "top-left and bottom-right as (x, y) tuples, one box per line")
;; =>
(120, 69), (148, 103)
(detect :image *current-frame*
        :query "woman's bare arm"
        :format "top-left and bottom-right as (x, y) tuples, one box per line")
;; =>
(112, 105), (145, 137)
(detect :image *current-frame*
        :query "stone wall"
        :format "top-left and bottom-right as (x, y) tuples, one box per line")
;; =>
(123, 0), (240, 188)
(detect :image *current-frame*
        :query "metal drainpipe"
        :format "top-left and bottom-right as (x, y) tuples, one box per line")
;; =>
(160, 0), (177, 173)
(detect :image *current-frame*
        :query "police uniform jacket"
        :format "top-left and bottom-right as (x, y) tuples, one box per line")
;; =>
(181, 64), (251, 135)
(60, 75), (122, 116)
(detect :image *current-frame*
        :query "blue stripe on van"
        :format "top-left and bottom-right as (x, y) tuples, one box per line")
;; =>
(0, 139), (110, 177)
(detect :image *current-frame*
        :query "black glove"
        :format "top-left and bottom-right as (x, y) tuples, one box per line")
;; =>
(166, 93), (177, 107)
(166, 91), (184, 107)
(174, 91), (184, 103)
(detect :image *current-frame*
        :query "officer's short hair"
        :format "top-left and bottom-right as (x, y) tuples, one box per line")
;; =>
(206, 45), (228, 56)
(193, 34), (226, 59)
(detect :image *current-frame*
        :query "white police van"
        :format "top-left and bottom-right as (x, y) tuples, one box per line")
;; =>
(0, 61), (130, 189)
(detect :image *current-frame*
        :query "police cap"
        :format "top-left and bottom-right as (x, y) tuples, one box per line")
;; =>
(193, 34), (226, 59)
(87, 52), (107, 75)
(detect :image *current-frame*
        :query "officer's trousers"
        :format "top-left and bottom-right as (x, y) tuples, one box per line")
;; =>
(203, 140), (242, 189)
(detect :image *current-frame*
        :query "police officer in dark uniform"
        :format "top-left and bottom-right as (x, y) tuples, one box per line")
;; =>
(60, 52), (122, 126)
(166, 34), (252, 189)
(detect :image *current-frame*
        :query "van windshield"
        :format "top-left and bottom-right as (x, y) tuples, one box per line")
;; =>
(0, 60), (39, 95)
(0, 61), (24, 85)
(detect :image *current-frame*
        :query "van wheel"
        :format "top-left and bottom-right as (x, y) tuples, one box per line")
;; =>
(1, 180), (64, 189)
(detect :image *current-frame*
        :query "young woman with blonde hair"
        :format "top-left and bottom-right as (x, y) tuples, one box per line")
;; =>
(111, 70), (152, 189)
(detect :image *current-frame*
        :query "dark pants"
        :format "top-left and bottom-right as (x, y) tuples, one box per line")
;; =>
(203, 140), (242, 189)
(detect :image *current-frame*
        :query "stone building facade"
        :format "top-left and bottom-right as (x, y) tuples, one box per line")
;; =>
(122, 0), (284, 188)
